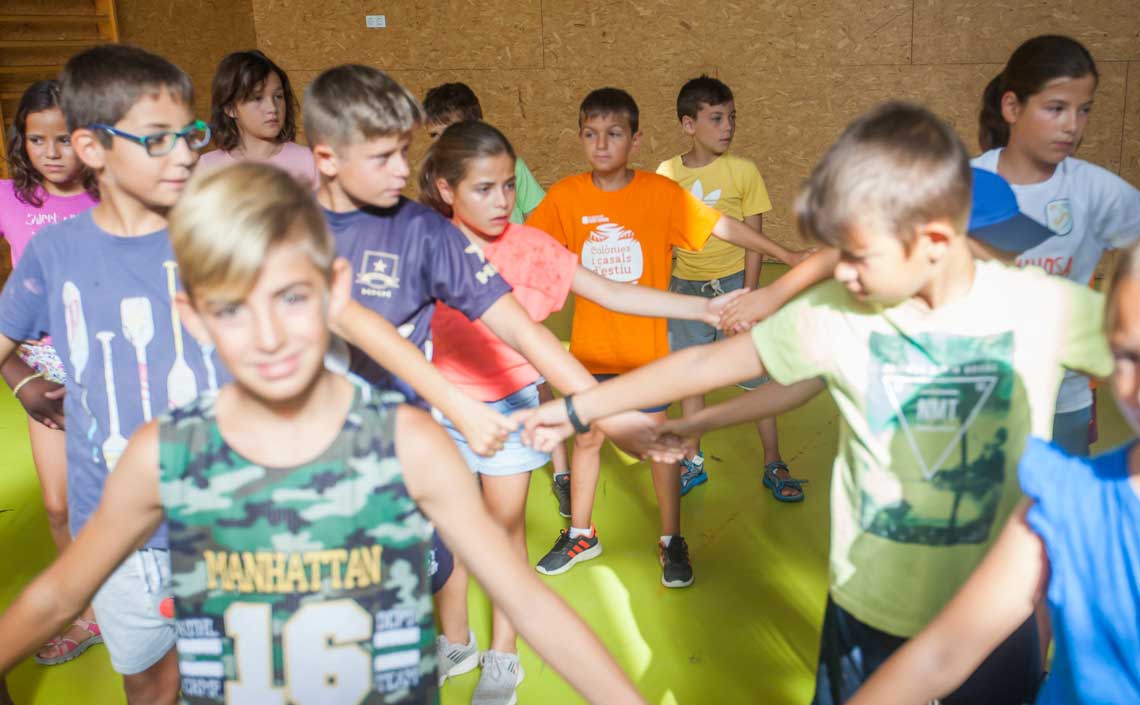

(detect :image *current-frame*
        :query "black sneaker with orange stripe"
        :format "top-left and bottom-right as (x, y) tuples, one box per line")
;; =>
(535, 528), (602, 575)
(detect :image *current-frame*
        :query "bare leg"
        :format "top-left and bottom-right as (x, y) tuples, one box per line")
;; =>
(122, 648), (180, 705)
(678, 394), (705, 459)
(647, 411), (681, 536)
(434, 561), (470, 645)
(568, 428), (604, 530)
(480, 473), (533, 653)
(538, 382), (569, 476)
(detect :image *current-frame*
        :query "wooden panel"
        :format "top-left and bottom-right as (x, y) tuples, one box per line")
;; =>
(252, 0), (542, 71)
(116, 0), (258, 118)
(913, 0), (1140, 64)
(1122, 62), (1140, 189)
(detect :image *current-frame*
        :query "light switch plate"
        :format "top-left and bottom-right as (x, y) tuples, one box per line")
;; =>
(365, 14), (387, 28)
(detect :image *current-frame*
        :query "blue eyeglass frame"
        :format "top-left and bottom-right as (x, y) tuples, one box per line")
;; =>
(88, 119), (212, 156)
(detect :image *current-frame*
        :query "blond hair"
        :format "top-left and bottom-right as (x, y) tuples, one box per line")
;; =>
(169, 162), (333, 299)
(303, 64), (423, 147)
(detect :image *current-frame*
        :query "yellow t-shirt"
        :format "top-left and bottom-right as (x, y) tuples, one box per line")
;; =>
(526, 171), (719, 373)
(656, 152), (772, 281)
(751, 260), (1111, 637)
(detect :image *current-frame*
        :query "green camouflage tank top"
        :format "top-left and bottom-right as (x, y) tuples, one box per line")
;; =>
(158, 385), (438, 704)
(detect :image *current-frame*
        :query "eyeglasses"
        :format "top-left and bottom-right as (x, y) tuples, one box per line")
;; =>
(88, 119), (212, 157)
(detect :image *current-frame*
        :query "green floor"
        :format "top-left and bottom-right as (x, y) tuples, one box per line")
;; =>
(1, 265), (1131, 704)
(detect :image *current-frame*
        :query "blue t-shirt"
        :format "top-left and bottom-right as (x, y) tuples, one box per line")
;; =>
(326, 199), (511, 404)
(0, 211), (227, 548)
(1020, 437), (1140, 704)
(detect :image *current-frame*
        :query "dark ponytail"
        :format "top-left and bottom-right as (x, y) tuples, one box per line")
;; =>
(978, 35), (1098, 151)
(418, 120), (516, 218)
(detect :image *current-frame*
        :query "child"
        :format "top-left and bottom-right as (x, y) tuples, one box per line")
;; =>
(657, 75), (804, 501)
(422, 82), (545, 223)
(0, 79), (101, 666)
(974, 34), (1140, 456)
(420, 120), (734, 702)
(199, 50), (317, 188)
(847, 241), (1140, 704)
(301, 64), (662, 682)
(517, 102), (1113, 704)
(0, 161), (650, 705)
(524, 86), (811, 587)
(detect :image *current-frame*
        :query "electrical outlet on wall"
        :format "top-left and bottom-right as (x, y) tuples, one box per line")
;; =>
(365, 14), (387, 28)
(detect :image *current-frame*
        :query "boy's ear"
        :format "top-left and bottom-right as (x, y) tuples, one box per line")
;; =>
(435, 177), (456, 206)
(1000, 90), (1022, 126)
(680, 115), (696, 136)
(327, 257), (352, 319)
(175, 292), (212, 346)
(312, 143), (338, 179)
(70, 128), (107, 171)
(630, 129), (643, 154)
(917, 220), (957, 262)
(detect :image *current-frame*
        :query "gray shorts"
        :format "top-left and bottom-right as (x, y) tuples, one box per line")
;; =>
(667, 271), (769, 390)
(90, 548), (176, 675)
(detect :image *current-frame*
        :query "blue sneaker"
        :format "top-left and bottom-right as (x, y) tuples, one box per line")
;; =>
(679, 453), (707, 496)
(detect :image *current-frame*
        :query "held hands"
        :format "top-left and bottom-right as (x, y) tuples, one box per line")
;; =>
(720, 287), (780, 336)
(514, 398), (689, 464)
(513, 397), (574, 451)
(703, 288), (749, 328)
(453, 396), (516, 457)
(783, 247), (817, 268)
(16, 376), (66, 430)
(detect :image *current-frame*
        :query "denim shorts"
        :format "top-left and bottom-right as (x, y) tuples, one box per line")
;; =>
(667, 271), (768, 390)
(90, 548), (176, 675)
(438, 382), (551, 476)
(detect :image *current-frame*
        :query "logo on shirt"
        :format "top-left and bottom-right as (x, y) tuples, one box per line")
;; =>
(1045, 199), (1073, 236)
(357, 251), (400, 298)
(690, 179), (722, 208)
(581, 214), (609, 225)
(464, 243), (501, 285)
(581, 221), (644, 283)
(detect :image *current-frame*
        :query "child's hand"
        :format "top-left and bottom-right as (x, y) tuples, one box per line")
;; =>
(595, 411), (686, 464)
(452, 397), (516, 457)
(641, 422), (694, 464)
(513, 400), (574, 448)
(703, 288), (749, 327)
(16, 377), (66, 430)
(720, 288), (779, 335)
(784, 247), (818, 268)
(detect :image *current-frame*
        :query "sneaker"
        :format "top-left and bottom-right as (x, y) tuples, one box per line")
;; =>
(535, 528), (602, 576)
(436, 629), (479, 686)
(679, 453), (707, 496)
(659, 535), (694, 588)
(552, 473), (571, 518)
(472, 650), (524, 705)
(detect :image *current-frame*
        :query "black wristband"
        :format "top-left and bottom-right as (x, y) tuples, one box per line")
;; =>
(564, 394), (590, 433)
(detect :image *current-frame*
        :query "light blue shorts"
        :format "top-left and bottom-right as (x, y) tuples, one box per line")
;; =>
(90, 548), (175, 675)
(439, 383), (551, 476)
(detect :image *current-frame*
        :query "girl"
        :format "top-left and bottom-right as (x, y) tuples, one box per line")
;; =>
(420, 121), (733, 705)
(200, 50), (317, 188)
(974, 34), (1140, 456)
(0, 80), (100, 665)
(847, 240), (1140, 704)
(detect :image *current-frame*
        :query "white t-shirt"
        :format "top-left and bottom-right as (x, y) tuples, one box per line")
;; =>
(972, 149), (1140, 413)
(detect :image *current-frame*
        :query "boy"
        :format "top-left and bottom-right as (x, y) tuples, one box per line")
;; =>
(656, 75), (804, 501)
(524, 87), (811, 587)
(0, 162), (649, 705)
(422, 82), (545, 224)
(518, 102), (1111, 703)
(302, 65), (656, 694)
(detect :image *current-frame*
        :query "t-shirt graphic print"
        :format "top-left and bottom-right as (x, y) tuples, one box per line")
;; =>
(580, 219), (644, 283)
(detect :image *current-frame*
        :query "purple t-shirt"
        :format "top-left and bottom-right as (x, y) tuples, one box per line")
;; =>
(0, 211), (228, 547)
(0, 180), (96, 266)
(326, 198), (511, 404)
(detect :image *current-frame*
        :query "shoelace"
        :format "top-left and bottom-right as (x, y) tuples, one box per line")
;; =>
(664, 538), (689, 564)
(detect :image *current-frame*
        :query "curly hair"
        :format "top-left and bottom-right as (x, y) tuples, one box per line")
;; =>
(6, 80), (97, 207)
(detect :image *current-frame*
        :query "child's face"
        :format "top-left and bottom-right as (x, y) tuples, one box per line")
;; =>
(24, 107), (82, 189)
(1110, 277), (1140, 436)
(832, 224), (937, 305)
(1004, 74), (1096, 167)
(183, 235), (347, 405)
(579, 113), (639, 174)
(322, 133), (412, 208)
(80, 88), (200, 209)
(228, 70), (286, 142)
(685, 100), (735, 156)
(442, 153), (516, 239)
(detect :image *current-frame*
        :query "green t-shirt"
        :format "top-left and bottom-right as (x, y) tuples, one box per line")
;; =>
(751, 260), (1111, 636)
(511, 157), (545, 224)
(159, 384), (438, 704)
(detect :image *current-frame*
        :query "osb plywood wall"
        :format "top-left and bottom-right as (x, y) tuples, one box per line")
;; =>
(104, 1), (1140, 249)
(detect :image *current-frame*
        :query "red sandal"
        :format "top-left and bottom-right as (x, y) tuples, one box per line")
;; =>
(34, 618), (102, 666)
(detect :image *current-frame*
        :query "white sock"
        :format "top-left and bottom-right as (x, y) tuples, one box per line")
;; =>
(569, 526), (593, 539)
(660, 535), (673, 547)
(554, 471), (569, 479)
(688, 454), (704, 468)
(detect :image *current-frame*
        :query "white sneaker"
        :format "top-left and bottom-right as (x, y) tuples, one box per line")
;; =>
(471, 650), (524, 705)
(436, 629), (479, 686)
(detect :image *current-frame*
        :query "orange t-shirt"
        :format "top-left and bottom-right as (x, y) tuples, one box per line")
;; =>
(526, 170), (720, 373)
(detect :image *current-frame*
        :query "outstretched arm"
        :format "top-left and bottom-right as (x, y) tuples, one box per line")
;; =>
(397, 407), (647, 705)
(0, 422), (165, 674)
(711, 215), (813, 268)
(848, 502), (1047, 705)
(570, 266), (744, 327)
(334, 300), (514, 457)
(659, 377), (825, 439)
(723, 248), (839, 334)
